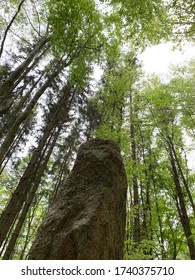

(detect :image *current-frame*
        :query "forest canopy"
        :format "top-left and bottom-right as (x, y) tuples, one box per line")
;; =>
(0, 0), (195, 259)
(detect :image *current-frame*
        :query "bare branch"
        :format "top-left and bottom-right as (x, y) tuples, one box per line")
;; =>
(0, 0), (26, 58)
(24, 6), (41, 37)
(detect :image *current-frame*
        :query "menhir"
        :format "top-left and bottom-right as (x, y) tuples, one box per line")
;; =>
(28, 138), (128, 259)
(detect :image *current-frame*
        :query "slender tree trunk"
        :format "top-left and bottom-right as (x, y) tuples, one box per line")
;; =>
(2, 128), (60, 259)
(0, 0), (26, 58)
(0, 126), (27, 174)
(49, 147), (72, 205)
(167, 136), (195, 217)
(0, 47), (49, 117)
(152, 175), (166, 259)
(125, 188), (134, 253)
(19, 197), (43, 260)
(0, 33), (96, 249)
(9, 45), (49, 97)
(0, 36), (48, 99)
(0, 84), (74, 248)
(167, 216), (178, 260)
(0, 60), (68, 166)
(2, 200), (32, 260)
(0, 73), (44, 138)
(168, 147), (195, 259)
(129, 92), (141, 245)
(140, 132), (153, 243)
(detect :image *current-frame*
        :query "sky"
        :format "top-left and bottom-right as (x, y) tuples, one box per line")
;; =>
(92, 42), (195, 83)
(138, 42), (195, 75)
(139, 42), (195, 170)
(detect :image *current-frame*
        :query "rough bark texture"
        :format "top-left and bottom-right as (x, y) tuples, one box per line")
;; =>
(28, 138), (127, 260)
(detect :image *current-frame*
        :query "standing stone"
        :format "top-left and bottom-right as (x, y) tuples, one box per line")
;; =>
(28, 138), (127, 259)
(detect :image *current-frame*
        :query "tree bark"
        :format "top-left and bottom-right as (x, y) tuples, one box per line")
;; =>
(0, 59), (68, 166)
(0, 0), (26, 58)
(168, 147), (195, 259)
(2, 128), (60, 259)
(0, 36), (48, 99)
(0, 84), (74, 248)
(129, 92), (141, 245)
(167, 136), (195, 217)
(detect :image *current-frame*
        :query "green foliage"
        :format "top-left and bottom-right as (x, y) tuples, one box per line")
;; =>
(94, 51), (139, 142)
(94, 57), (195, 259)
(1, 0), (195, 260)
(124, 239), (156, 260)
(102, 0), (172, 46)
(69, 57), (94, 88)
(0, 171), (12, 214)
(45, 0), (103, 59)
(168, 0), (195, 42)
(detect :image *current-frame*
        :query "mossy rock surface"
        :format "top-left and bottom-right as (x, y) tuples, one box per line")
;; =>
(29, 138), (128, 260)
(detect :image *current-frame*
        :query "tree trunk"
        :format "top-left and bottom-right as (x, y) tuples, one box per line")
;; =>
(152, 175), (165, 259)
(167, 136), (195, 217)
(0, 60), (68, 166)
(0, 0), (26, 58)
(129, 92), (141, 245)
(0, 84), (74, 248)
(168, 147), (195, 259)
(0, 73), (44, 139)
(0, 36), (48, 99)
(2, 128), (60, 259)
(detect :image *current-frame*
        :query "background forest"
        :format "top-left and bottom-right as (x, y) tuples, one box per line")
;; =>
(0, 0), (195, 260)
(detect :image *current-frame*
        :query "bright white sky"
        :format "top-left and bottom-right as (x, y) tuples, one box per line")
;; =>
(139, 42), (195, 170)
(138, 42), (195, 75)
(93, 42), (195, 82)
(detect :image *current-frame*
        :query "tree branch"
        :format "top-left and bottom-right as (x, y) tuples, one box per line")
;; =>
(0, 0), (26, 58)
